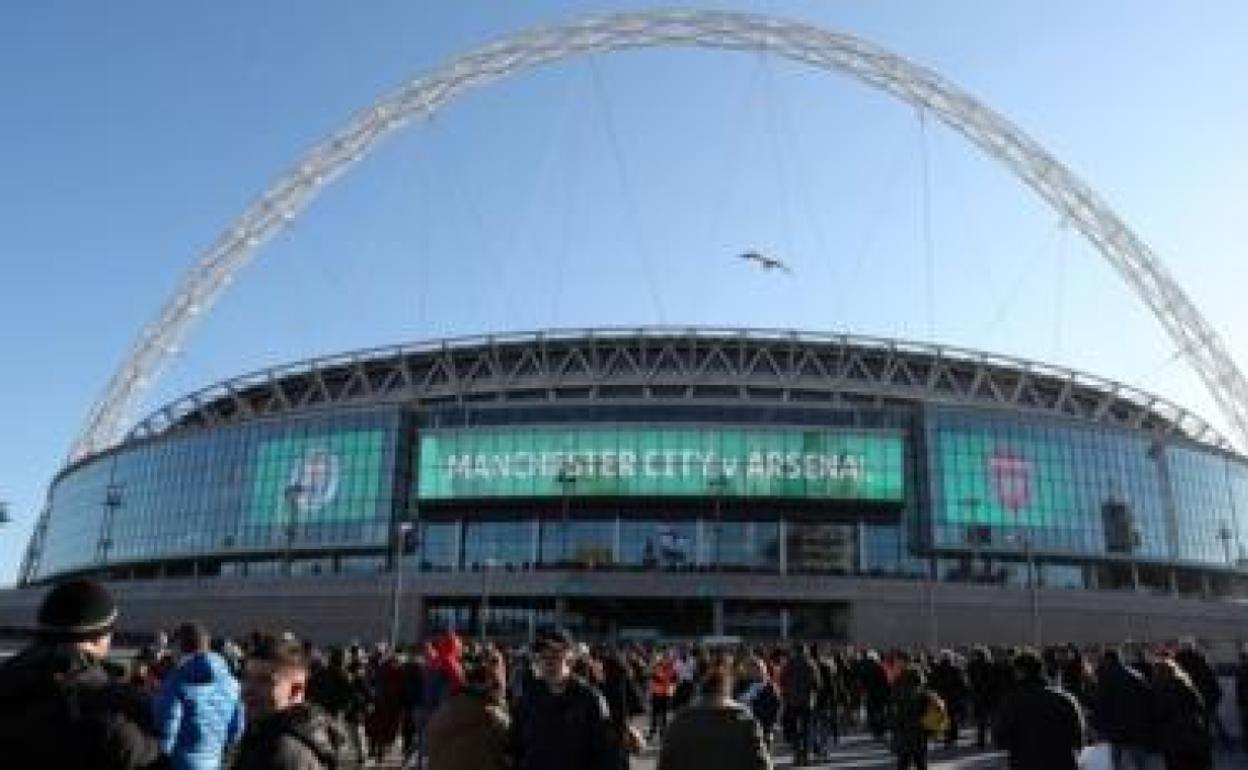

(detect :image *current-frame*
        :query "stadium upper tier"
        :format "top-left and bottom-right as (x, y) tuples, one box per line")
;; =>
(122, 328), (1226, 455)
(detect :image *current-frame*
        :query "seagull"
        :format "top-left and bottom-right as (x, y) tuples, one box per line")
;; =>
(738, 250), (793, 274)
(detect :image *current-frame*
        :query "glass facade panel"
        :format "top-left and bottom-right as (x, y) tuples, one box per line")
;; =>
(34, 410), (401, 581)
(1168, 447), (1239, 567)
(463, 521), (535, 570)
(539, 519), (617, 567)
(420, 522), (459, 571)
(928, 409), (1170, 561)
(707, 521), (780, 572)
(618, 520), (697, 569)
(30, 395), (1248, 597)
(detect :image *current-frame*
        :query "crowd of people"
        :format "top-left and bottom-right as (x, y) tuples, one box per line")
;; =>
(1, 578), (1247, 769)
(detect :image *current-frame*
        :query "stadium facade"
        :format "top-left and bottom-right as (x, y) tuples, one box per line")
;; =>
(7, 328), (1248, 646)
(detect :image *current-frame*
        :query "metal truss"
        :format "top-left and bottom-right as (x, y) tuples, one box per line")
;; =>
(70, 9), (1248, 461)
(124, 328), (1226, 449)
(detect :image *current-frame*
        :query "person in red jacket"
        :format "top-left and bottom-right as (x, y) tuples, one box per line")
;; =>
(649, 653), (677, 740)
(427, 631), (466, 708)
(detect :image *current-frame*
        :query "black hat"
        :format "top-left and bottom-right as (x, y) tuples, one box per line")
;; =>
(1012, 648), (1043, 678)
(534, 628), (574, 653)
(37, 579), (118, 638)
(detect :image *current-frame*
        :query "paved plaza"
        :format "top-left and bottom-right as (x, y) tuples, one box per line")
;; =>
(370, 729), (1245, 769)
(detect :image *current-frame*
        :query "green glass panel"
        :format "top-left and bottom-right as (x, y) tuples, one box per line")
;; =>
(937, 430), (1073, 527)
(247, 430), (386, 524)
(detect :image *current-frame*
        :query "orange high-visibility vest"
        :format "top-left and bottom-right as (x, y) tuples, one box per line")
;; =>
(650, 661), (676, 697)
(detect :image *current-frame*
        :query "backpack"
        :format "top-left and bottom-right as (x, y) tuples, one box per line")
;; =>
(752, 682), (781, 725)
(920, 691), (950, 734)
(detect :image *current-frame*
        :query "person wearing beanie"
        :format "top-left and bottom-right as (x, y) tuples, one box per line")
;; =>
(0, 578), (163, 768)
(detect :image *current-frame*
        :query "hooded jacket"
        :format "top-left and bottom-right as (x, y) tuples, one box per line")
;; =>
(993, 674), (1085, 770)
(426, 685), (511, 770)
(0, 642), (163, 769)
(1091, 658), (1152, 746)
(155, 650), (245, 769)
(234, 702), (343, 770)
(509, 675), (616, 770)
(657, 697), (772, 770)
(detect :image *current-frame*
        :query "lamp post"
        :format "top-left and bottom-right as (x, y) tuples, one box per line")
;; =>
(1007, 533), (1041, 647)
(283, 483), (305, 577)
(924, 553), (938, 651)
(99, 482), (124, 565)
(1218, 523), (1234, 567)
(556, 462), (577, 568)
(959, 497), (984, 582)
(389, 521), (414, 649)
(707, 469), (729, 572)
(0, 501), (11, 526)
(480, 557), (499, 644)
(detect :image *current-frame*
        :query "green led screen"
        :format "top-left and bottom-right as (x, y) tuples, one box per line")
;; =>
(416, 427), (905, 501)
(247, 430), (387, 524)
(937, 431), (1073, 527)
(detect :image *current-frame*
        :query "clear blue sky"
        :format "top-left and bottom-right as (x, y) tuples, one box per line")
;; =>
(2, 1), (1246, 585)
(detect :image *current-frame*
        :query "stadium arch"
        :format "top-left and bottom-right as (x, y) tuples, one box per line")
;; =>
(70, 9), (1248, 460)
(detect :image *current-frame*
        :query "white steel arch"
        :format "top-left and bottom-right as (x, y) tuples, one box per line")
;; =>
(71, 9), (1248, 459)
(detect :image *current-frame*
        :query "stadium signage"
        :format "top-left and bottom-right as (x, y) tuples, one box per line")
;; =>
(441, 450), (869, 483)
(417, 427), (904, 501)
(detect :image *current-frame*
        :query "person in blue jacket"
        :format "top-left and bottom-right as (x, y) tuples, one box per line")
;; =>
(155, 621), (245, 769)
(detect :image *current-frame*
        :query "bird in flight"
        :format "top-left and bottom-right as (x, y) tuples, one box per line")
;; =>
(738, 250), (793, 274)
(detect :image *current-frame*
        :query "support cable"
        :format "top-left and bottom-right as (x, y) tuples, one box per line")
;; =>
(1052, 219), (1068, 361)
(428, 116), (520, 330)
(918, 108), (936, 341)
(765, 53), (844, 323)
(838, 127), (914, 323)
(588, 56), (667, 324)
(703, 55), (768, 265)
(983, 218), (1066, 340)
(551, 70), (589, 326)
(760, 53), (797, 273)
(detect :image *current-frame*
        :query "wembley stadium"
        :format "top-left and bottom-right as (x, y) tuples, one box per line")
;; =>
(5, 328), (1247, 646)
(4, 11), (1248, 648)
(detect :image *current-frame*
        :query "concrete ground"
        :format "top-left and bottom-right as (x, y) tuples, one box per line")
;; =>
(374, 729), (1246, 769)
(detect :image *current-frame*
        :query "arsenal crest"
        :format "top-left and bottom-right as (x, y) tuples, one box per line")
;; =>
(988, 448), (1031, 515)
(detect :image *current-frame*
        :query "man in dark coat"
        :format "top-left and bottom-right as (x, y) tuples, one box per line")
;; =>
(1175, 638), (1225, 745)
(965, 646), (1000, 749)
(811, 644), (841, 754)
(857, 650), (891, 739)
(890, 665), (937, 770)
(658, 650), (771, 770)
(509, 629), (617, 770)
(1092, 648), (1153, 769)
(235, 634), (343, 770)
(0, 578), (164, 769)
(993, 649), (1085, 770)
(780, 642), (820, 766)
(928, 650), (970, 748)
(1152, 656), (1213, 769)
